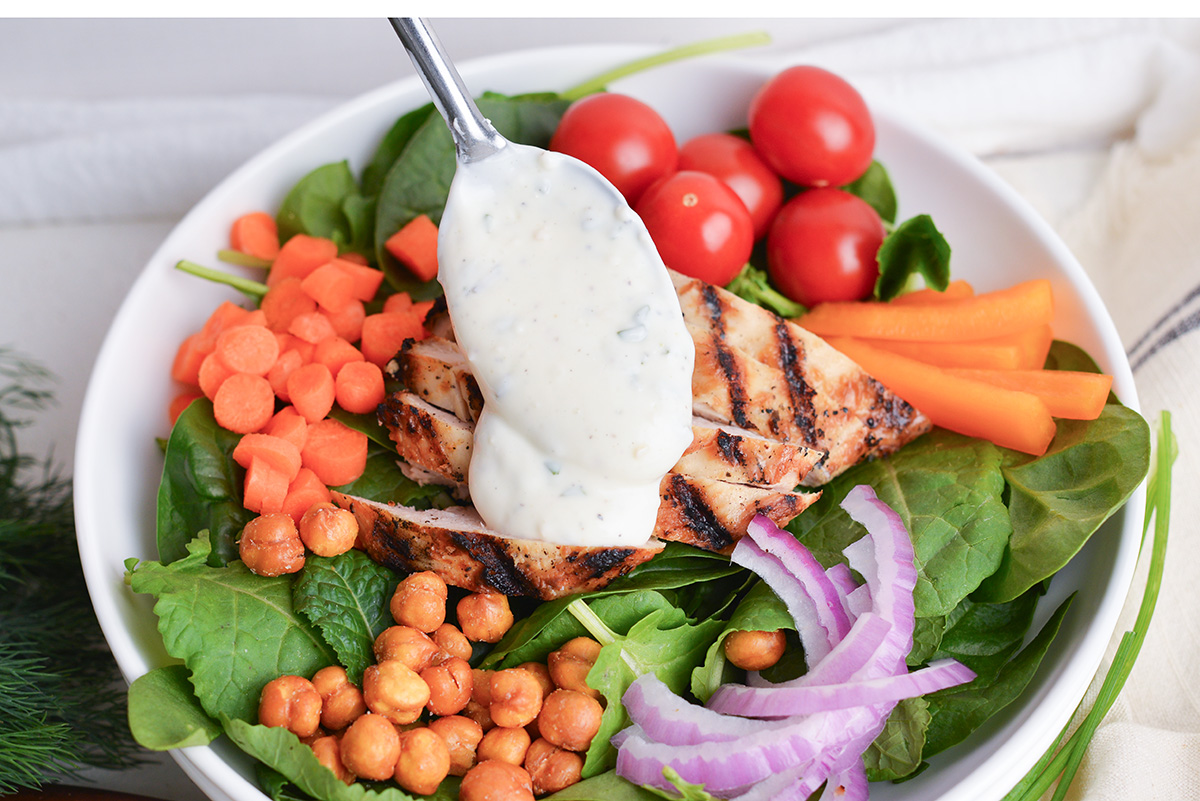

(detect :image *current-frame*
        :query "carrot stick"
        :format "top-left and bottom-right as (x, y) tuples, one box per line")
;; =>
(301, 418), (369, 487)
(945, 368), (1113, 420)
(827, 336), (1058, 456)
(212, 373), (276, 434)
(890, 279), (975, 305)
(384, 214), (439, 282)
(846, 323), (1053, 371)
(335, 360), (386, 415)
(287, 363), (336, 423)
(215, 323), (280, 376)
(800, 279), (1054, 341)
(282, 467), (333, 523)
(229, 211), (281, 262)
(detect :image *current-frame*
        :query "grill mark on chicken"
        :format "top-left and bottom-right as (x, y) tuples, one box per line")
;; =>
(715, 429), (741, 465)
(658, 472), (734, 552)
(774, 316), (822, 445)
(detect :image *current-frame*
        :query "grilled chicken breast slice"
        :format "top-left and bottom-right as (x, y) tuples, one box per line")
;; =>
(681, 419), (822, 490)
(333, 493), (661, 600)
(387, 336), (483, 423)
(377, 391), (473, 484)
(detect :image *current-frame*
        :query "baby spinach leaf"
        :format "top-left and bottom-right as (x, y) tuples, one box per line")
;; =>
(874, 214), (951, 301)
(690, 579), (793, 703)
(128, 533), (337, 723)
(545, 770), (663, 801)
(332, 443), (449, 509)
(908, 614), (947, 667)
(156, 398), (252, 566)
(843, 160), (897, 224)
(127, 664), (221, 751)
(792, 429), (1012, 619)
(929, 588), (1041, 685)
(864, 695), (930, 782)
(922, 593), (1074, 759)
(361, 103), (437, 198)
(293, 551), (400, 684)
(276, 161), (365, 250)
(974, 405), (1150, 603)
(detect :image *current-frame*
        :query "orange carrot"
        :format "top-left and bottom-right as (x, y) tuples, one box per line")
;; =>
(261, 277), (318, 333)
(198, 351), (236, 400)
(333, 257), (386, 302)
(171, 332), (208, 387)
(262, 406), (309, 452)
(288, 310), (338, 345)
(267, 234), (338, 287)
(281, 467), (333, 523)
(230, 211), (280, 261)
(287, 362), (336, 423)
(339, 252), (369, 266)
(239, 309), (268, 329)
(890, 280), (975, 305)
(800, 279), (1054, 342)
(242, 457), (290, 515)
(213, 373), (276, 434)
(233, 432), (302, 481)
(301, 418), (369, 487)
(384, 214), (439, 282)
(945, 368), (1113, 420)
(313, 337), (365, 378)
(215, 323), (280, 376)
(827, 336), (1057, 456)
(360, 311), (426, 367)
(168, 390), (202, 426)
(847, 324), (1054, 371)
(335, 360), (386, 414)
(300, 262), (358, 312)
(267, 349), (305, 403)
(382, 291), (416, 315)
(322, 299), (366, 343)
(196, 300), (251, 351)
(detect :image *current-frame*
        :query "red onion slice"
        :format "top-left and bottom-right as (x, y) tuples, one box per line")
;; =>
(824, 562), (859, 619)
(817, 761), (869, 801)
(624, 673), (802, 745)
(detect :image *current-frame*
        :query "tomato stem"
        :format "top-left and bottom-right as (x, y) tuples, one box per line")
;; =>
(561, 31), (772, 101)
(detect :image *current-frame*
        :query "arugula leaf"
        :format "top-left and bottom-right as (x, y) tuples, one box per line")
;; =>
(127, 664), (221, 750)
(974, 404), (1150, 603)
(842, 160), (897, 224)
(874, 214), (951, 301)
(792, 429), (1012, 619)
(156, 398), (253, 566)
(127, 533), (337, 723)
(293, 551), (400, 683)
(864, 696), (930, 781)
(725, 264), (806, 318)
(690, 579), (793, 703)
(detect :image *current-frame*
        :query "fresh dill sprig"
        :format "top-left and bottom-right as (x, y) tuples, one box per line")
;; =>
(0, 348), (145, 792)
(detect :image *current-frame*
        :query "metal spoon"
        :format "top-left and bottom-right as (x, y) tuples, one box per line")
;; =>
(389, 17), (507, 164)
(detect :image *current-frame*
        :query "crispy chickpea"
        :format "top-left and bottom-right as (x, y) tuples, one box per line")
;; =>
(310, 735), (355, 785)
(517, 662), (555, 700)
(723, 629), (788, 671)
(259, 675), (322, 739)
(374, 625), (441, 673)
(457, 592), (514, 644)
(310, 666), (367, 731)
(428, 714), (483, 777)
(394, 726), (450, 796)
(298, 502), (358, 557)
(460, 759), (534, 801)
(547, 637), (602, 700)
(240, 513), (305, 577)
(524, 738), (583, 796)
(489, 669), (544, 729)
(432, 623), (473, 662)
(363, 660), (431, 725)
(476, 726), (531, 766)
(390, 571), (449, 633)
(339, 712), (400, 781)
(537, 689), (603, 752)
(421, 656), (473, 717)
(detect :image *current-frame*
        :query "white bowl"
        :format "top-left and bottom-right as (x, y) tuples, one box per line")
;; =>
(76, 44), (1142, 801)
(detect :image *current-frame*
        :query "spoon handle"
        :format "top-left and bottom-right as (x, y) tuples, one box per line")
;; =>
(390, 17), (507, 163)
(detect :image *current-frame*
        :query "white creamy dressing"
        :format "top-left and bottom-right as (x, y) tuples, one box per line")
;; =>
(437, 141), (695, 548)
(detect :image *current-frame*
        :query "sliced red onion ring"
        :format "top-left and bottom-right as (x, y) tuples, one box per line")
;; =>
(726, 759), (826, 801)
(817, 761), (869, 801)
(824, 562), (859, 619)
(623, 673), (802, 745)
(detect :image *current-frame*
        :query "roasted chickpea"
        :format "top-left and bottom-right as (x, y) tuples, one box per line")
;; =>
(432, 623), (473, 662)
(428, 714), (483, 777)
(259, 675), (322, 739)
(390, 571), (448, 633)
(340, 712), (400, 781)
(517, 662), (555, 700)
(394, 726), (451, 796)
(298, 502), (358, 557)
(457, 592), (514, 644)
(723, 628), (788, 671)
(374, 625), (441, 673)
(363, 660), (431, 725)
(240, 513), (305, 577)
(460, 759), (534, 801)
(476, 726), (531, 766)
(547, 637), (602, 700)
(524, 738), (583, 795)
(310, 665), (367, 731)
(489, 669), (544, 729)
(420, 656), (472, 717)
(537, 689), (603, 752)
(310, 735), (355, 785)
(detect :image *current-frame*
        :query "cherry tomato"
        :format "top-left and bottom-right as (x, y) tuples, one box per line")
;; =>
(766, 188), (884, 307)
(636, 171), (754, 286)
(678, 132), (783, 240)
(748, 65), (875, 188)
(549, 92), (678, 204)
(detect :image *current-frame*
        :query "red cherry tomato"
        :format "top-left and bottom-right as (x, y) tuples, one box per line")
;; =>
(549, 92), (678, 204)
(766, 188), (884, 307)
(678, 132), (784, 240)
(748, 65), (875, 188)
(636, 171), (755, 286)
